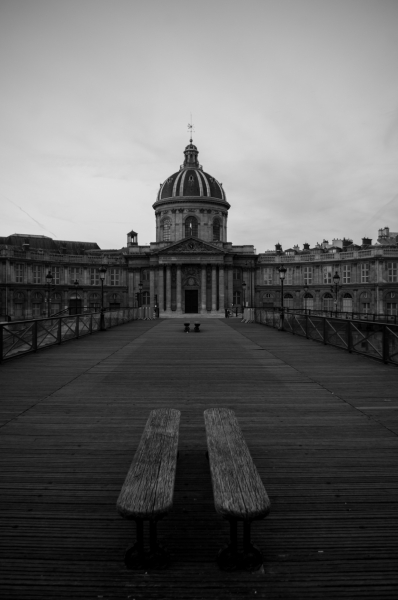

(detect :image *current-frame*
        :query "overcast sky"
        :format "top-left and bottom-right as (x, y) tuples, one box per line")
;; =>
(1, 0), (398, 252)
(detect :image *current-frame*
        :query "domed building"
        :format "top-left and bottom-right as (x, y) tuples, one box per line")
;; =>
(126, 139), (256, 316)
(2, 138), (396, 322)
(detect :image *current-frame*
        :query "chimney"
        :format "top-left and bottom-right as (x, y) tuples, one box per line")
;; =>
(303, 242), (310, 250)
(362, 237), (372, 247)
(275, 243), (282, 253)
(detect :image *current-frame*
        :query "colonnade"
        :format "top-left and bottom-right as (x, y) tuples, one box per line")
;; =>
(154, 263), (230, 315)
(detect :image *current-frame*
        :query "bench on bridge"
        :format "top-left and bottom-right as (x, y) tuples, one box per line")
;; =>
(204, 408), (271, 571)
(116, 408), (180, 569)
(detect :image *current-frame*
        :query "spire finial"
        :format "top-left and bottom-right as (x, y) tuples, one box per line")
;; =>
(187, 114), (194, 143)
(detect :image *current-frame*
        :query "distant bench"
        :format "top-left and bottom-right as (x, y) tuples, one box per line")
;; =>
(204, 408), (271, 571)
(116, 408), (181, 569)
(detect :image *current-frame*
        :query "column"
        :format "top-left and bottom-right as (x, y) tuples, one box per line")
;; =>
(228, 266), (233, 309)
(150, 267), (155, 312)
(219, 265), (225, 312)
(158, 266), (164, 314)
(201, 264), (206, 312)
(176, 264), (182, 313)
(211, 265), (217, 311)
(166, 265), (172, 312)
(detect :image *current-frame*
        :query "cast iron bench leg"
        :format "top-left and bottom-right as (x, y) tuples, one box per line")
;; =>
(242, 521), (263, 571)
(124, 520), (169, 570)
(217, 520), (263, 572)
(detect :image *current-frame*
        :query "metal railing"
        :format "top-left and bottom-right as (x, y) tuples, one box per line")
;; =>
(285, 308), (398, 325)
(254, 308), (398, 366)
(0, 308), (139, 363)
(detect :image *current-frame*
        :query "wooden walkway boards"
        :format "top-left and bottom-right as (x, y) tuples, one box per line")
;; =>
(0, 318), (397, 599)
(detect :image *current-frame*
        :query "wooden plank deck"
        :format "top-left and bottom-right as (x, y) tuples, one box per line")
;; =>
(0, 318), (397, 599)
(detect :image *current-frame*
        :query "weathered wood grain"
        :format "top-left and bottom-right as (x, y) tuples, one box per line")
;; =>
(0, 317), (398, 598)
(116, 408), (180, 519)
(205, 408), (270, 520)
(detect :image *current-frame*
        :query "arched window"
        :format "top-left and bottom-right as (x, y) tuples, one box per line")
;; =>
(386, 291), (397, 315)
(284, 293), (294, 308)
(185, 216), (198, 237)
(303, 293), (313, 311)
(323, 292), (333, 311)
(342, 293), (353, 313)
(360, 291), (370, 314)
(213, 218), (221, 241)
(162, 218), (171, 242)
(262, 292), (274, 308)
(51, 292), (62, 316)
(32, 292), (43, 318)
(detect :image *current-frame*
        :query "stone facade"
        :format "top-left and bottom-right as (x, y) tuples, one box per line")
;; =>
(0, 142), (397, 320)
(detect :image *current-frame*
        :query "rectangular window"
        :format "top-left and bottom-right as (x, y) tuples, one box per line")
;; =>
(141, 269), (150, 282)
(387, 262), (397, 283)
(286, 268), (293, 285)
(361, 263), (369, 283)
(233, 268), (241, 280)
(263, 268), (273, 285)
(51, 266), (60, 284)
(303, 266), (313, 285)
(387, 303), (397, 316)
(362, 303), (370, 314)
(15, 264), (24, 283)
(69, 267), (81, 284)
(323, 266), (333, 285)
(32, 265), (41, 284)
(90, 268), (100, 286)
(110, 268), (120, 286)
(342, 265), (351, 284)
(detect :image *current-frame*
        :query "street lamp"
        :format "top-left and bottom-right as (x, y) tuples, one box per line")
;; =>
(332, 271), (341, 317)
(241, 281), (246, 320)
(138, 282), (143, 318)
(278, 265), (287, 330)
(304, 285), (308, 314)
(99, 266), (107, 330)
(46, 271), (53, 317)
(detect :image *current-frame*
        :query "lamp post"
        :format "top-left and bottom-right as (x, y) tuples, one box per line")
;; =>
(303, 285), (308, 314)
(332, 271), (341, 317)
(241, 281), (246, 320)
(138, 282), (143, 319)
(46, 271), (53, 317)
(278, 265), (287, 330)
(99, 266), (107, 330)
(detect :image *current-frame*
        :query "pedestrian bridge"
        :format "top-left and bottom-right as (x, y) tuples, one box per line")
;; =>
(1, 318), (397, 599)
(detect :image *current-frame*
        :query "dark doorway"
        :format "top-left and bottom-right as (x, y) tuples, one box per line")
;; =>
(69, 298), (82, 315)
(185, 290), (198, 313)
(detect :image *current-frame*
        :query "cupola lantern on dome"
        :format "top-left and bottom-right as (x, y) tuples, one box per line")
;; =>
(183, 139), (199, 167)
(154, 140), (229, 205)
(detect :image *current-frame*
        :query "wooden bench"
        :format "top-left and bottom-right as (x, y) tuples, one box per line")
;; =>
(204, 408), (271, 571)
(116, 408), (181, 569)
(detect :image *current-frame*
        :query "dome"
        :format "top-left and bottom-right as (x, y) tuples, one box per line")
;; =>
(155, 141), (227, 203)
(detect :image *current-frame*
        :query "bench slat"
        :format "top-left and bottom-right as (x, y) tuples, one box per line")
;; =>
(117, 409), (180, 520)
(205, 408), (270, 521)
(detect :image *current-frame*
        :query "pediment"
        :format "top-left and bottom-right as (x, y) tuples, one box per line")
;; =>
(155, 237), (225, 255)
